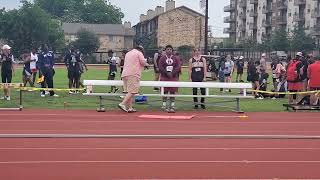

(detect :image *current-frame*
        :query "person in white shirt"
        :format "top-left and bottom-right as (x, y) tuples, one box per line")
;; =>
(30, 47), (38, 85)
(224, 54), (235, 92)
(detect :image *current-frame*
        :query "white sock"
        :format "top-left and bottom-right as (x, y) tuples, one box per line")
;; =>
(162, 101), (166, 107)
(171, 102), (175, 107)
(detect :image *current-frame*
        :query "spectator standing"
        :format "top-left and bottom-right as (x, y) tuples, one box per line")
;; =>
(0, 45), (15, 101)
(247, 60), (260, 98)
(106, 50), (119, 93)
(21, 50), (34, 88)
(260, 53), (268, 72)
(38, 45), (58, 97)
(286, 52), (304, 104)
(30, 47), (38, 85)
(307, 56), (320, 105)
(224, 55), (235, 92)
(271, 58), (286, 92)
(65, 48), (82, 94)
(153, 48), (163, 91)
(236, 56), (245, 82)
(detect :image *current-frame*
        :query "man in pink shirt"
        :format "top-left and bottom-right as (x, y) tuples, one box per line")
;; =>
(118, 46), (148, 113)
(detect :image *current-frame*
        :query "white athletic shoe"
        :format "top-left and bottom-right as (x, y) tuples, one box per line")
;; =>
(40, 93), (45, 97)
(0, 97), (5, 100)
(6, 96), (10, 101)
(52, 94), (59, 97)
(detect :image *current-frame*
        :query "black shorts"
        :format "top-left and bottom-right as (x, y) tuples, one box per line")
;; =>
(68, 70), (80, 80)
(224, 73), (231, 77)
(154, 66), (160, 73)
(237, 69), (243, 74)
(108, 74), (115, 80)
(1, 70), (12, 83)
(310, 87), (320, 91)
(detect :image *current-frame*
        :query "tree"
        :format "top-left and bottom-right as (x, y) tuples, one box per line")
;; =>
(35, 0), (124, 24)
(290, 25), (316, 52)
(178, 45), (193, 63)
(269, 28), (290, 51)
(71, 29), (100, 55)
(0, 2), (65, 55)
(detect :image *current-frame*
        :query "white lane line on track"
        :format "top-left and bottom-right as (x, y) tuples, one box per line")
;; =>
(1, 147), (320, 150)
(0, 160), (320, 164)
(2, 120), (320, 124)
(1, 114), (246, 118)
(1, 134), (320, 139)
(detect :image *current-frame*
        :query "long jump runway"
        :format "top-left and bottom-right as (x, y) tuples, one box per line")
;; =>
(0, 110), (320, 179)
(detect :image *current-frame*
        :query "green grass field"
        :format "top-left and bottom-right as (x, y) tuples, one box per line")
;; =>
(0, 66), (288, 112)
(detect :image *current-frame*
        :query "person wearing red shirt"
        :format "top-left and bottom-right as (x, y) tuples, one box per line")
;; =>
(307, 56), (320, 105)
(158, 45), (181, 113)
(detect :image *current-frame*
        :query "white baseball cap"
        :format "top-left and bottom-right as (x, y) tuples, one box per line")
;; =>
(239, 56), (244, 60)
(2, 45), (11, 50)
(261, 53), (266, 57)
(296, 52), (303, 57)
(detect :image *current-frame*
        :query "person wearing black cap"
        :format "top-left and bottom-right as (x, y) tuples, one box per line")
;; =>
(106, 49), (119, 93)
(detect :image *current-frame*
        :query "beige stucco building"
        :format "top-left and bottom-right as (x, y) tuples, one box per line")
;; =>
(62, 22), (135, 52)
(133, 0), (205, 49)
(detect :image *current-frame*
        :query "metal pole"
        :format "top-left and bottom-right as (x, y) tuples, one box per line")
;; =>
(204, 0), (209, 55)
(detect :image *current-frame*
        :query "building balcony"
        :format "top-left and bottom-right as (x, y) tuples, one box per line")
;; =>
(250, 0), (258, 4)
(224, 15), (236, 23)
(239, 12), (247, 19)
(262, 20), (272, 27)
(249, 11), (258, 17)
(277, 1), (288, 10)
(223, 27), (236, 34)
(249, 23), (257, 30)
(294, 0), (306, 6)
(311, 10), (320, 18)
(238, 25), (246, 31)
(224, 4), (236, 12)
(293, 15), (305, 22)
(276, 17), (287, 25)
(239, 0), (247, 8)
(262, 6), (273, 14)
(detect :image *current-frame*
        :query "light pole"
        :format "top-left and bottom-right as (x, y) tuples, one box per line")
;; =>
(204, 0), (209, 55)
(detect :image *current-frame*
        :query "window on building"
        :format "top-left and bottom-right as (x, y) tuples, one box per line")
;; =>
(109, 35), (115, 42)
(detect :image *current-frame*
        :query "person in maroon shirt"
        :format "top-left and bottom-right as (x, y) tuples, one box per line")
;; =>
(158, 45), (181, 113)
(307, 56), (320, 105)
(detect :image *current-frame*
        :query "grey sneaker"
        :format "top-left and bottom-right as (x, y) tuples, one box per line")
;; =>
(168, 108), (176, 113)
(118, 103), (127, 112)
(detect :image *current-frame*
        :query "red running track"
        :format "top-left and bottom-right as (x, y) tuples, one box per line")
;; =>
(0, 110), (320, 179)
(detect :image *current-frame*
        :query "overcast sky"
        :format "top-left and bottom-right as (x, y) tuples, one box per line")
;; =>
(0, 0), (229, 37)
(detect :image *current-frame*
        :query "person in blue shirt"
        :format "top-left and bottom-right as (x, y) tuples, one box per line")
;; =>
(37, 45), (58, 97)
